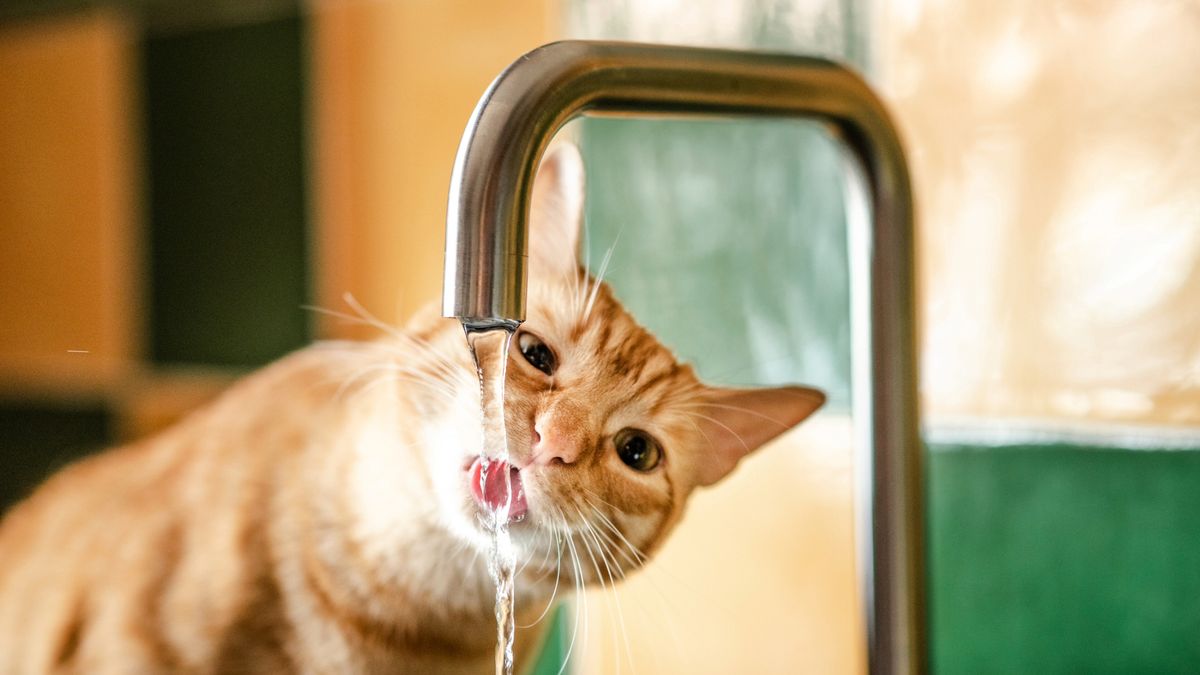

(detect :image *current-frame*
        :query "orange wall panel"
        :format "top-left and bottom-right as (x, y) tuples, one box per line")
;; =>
(0, 10), (139, 394)
(310, 0), (557, 336)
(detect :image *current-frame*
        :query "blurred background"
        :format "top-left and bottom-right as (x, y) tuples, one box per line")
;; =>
(1, 0), (1197, 673)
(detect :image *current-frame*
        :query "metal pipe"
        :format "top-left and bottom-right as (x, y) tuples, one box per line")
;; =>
(442, 40), (924, 674)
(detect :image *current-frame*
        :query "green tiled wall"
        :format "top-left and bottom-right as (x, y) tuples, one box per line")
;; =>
(579, 119), (853, 407)
(567, 2), (868, 412)
(928, 441), (1200, 674)
(142, 15), (311, 367)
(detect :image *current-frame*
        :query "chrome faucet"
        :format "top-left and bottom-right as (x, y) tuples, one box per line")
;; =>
(442, 40), (924, 675)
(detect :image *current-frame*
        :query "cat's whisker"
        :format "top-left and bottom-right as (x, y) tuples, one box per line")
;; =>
(339, 292), (405, 339)
(581, 514), (619, 585)
(578, 507), (637, 675)
(302, 303), (402, 339)
(557, 506), (587, 675)
(583, 510), (644, 567)
(574, 269), (588, 317)
(590, 517), (691, 674)
(679, 410), (753, 454)
(524, 526), (555, 578)
(337, 370), (460, 411)
(516, 546), (536, 577)
(414, 349), (473, 388)
(590, 517), (638, 618)
(579, 487), (617, 511)
(570, 505), (605, 588)
(574, 505), (626, 674)
(335, 370), (406, 409)
(586, 509), (641, 562)
(307, 297), (470, 389)
(564, 267), (583, 320)
(543, 528), (567, 591)
(368, 356), (470, 397)
(679, 416), (710, 443)
(545, 527), (564, 576)
(520, 527), (561, 582)
(676, 401), (802, 429)
(517, 527), (565, 630)
(579, 502), (626, 574)
(586, 505), (643, 570)
(306, 298), (438, 368)
(458, 538), (486, 581)
(581, 493), (698, 639)
(388, 348), (469, 391)
(379, 370), (461, 402)
(582, 234), (620, 322)
(329, 361), (392, 403)
(324, 357), (403, 393)
(571, 267), (590, 319)
(573, 273), (589, 321)
(580, 491), (649, 565)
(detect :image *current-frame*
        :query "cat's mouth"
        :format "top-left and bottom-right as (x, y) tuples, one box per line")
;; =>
(467, 457), (529, 523)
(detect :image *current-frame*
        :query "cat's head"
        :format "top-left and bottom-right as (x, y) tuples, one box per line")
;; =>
(426, 143), (824, 588)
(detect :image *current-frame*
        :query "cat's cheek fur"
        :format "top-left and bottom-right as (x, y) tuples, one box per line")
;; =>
(345, 407), (418, 551)
(418, 402), (491, 552)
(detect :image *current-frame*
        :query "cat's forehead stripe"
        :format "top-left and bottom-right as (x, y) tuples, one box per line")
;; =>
(572, 292), (683, 389)
(611, 333), (655, 382)
(595, 315), (614, 352)
(628, 361), (684, 402)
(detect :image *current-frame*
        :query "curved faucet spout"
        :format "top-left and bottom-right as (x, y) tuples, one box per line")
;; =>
(442, 40), (925, 674)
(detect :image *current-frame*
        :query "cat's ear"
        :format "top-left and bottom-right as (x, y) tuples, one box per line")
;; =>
(528, 142), (585, 278)
(692, 385), (825, 486)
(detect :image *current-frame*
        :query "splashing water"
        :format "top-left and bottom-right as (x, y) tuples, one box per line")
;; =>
(463, 322), (519, 675)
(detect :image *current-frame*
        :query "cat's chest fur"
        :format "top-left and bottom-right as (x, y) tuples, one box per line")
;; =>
(0, 340), (548, 674)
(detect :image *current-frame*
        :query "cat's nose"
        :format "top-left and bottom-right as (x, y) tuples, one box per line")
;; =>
(530, 421), (583, 466)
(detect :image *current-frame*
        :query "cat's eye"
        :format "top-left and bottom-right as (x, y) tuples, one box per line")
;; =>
(517, 331), (557, 376)
(614, 429), (661, 472)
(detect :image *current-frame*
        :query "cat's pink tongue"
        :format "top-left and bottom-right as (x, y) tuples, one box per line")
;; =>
(469, 457), (527, 522)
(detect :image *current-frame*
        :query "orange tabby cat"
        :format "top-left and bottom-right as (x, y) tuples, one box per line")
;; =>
(0, 144), (824, 674)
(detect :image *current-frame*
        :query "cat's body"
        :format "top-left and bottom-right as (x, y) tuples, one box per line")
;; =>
(0, 340), (540, 674)
(0, 145), (823, 674)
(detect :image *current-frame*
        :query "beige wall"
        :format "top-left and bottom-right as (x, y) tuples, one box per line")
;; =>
(878, 0), (1200, 426)
(575, 418), (863, 675)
